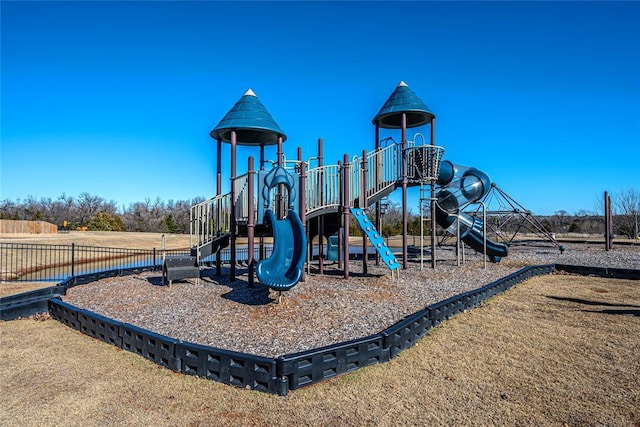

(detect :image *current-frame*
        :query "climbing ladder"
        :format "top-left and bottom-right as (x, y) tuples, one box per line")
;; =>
(351, 208), (400, 275)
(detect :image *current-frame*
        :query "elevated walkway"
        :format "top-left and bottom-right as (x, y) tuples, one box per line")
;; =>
(189, 139), (444, 265)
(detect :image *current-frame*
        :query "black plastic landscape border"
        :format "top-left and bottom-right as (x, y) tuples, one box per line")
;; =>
(6, 263), (638, 395)
(554, 264), (640, 280)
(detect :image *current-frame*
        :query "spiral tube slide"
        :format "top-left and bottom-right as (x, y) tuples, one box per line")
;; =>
(435, 161), (508, 263)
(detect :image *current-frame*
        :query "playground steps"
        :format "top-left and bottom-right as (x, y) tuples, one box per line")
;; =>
(350, 208), (400, 271)
(191, 233), (230, 261)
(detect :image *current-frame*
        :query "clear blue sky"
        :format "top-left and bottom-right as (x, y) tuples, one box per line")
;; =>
(2, 1), (639, 215)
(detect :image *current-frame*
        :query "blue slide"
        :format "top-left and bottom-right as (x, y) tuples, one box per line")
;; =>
(255, 165), (307, 291)
(256, 209), (307, 291)
(435, 161), (508, 263)
(435, 206), (508, 263)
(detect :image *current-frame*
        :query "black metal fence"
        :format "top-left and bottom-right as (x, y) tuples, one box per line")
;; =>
(0, 242), (273, 283)
(0, 242), (186, 282)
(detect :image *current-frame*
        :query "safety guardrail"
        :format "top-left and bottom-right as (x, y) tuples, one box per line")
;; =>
(0, 242), (272, 284)
(191, 139), (441, 228)
(0, 242), (185, 283)
(190, 193), (231, 250)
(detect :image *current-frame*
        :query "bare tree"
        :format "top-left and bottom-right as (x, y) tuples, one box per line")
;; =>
(549, 210), (571, 233)
(613, 187), (640, 238)
(76, 193), (105, 226)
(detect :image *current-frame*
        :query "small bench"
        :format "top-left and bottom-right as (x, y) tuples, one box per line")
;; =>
(162, 256), (199, 287)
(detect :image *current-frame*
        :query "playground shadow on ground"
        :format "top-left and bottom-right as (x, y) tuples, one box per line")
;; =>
(200, 266), (274, 306)
(546, 295), (640, 317)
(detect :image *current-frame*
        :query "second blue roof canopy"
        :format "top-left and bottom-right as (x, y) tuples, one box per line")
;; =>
(373, 81), (435, 129)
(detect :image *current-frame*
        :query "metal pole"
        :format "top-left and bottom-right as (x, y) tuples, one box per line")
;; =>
(480, 201), (487, 269)
(608, 193), (614, 250)
(71, 242), (75, 279)
(604, 191), (608, 251)
(337, 160), (343, 271)
(343, 154), (350, 279)
(318, 138), (324, 275)
(361, 149), (368, 274)
(298, 147), (307, 282)
(401, 113), (408, 270)
(374, 123), (381, 266)
(420, 185), (424, 271)
(430, 117), (437, 269)
(277, 136), (284, 219)
(230, 130), (237, 281)
(456, 214), (461, 266)
(216, 139), (222, 196)
(247, 156), (255, 287)
(162, 233), (166, 261)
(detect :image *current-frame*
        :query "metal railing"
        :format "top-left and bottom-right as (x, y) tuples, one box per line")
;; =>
(0, 242), (188, 283)
(0, 242), (275, 283)
(234, 172), (251, 222)
(189, 137), (444, 247)
(306, 164), (341, 215)
(190, 193), (231, 250)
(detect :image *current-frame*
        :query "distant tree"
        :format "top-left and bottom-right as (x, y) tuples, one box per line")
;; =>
(407, 214), (423, 236)
(548, 210), (571, 233)
(49, 194), (77, 227)
(613, 188), (640, 238)
(76, 193), (106, 226)
(568, 220), (579, 233)
(380, 202), (402, 236)
(0, 199), (20, 220)
(348, 219), (362, 237)
(86, 212), (125, 231)
(160, 213), (181, 234)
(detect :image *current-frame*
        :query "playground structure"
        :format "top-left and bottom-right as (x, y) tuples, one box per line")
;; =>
(455, 182), (563, 251)
(434, 161), (509, 264)
(185, 82), (510, 292)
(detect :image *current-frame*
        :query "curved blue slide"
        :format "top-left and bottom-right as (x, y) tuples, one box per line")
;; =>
(256, 209), (307, 291)
(435, 161), (508, 263)
(435, 207), (508, 263)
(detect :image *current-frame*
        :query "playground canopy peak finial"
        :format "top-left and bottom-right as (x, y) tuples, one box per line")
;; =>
(373, 82), (435, 129)
(210, 90), (287, 146)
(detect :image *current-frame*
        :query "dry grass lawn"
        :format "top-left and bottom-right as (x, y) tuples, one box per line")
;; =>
(1, 274), (638, 426)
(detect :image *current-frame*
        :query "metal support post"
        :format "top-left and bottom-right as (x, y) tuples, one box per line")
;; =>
(343, 154), (350, 279)
(298, 147), (307, 282)
(361, 149), (368, 274)
(247, 156), (255, 287)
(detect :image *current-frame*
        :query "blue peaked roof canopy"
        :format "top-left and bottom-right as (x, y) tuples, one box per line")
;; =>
(373, 81), (435, 129)
(210, 89), (287, 146)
